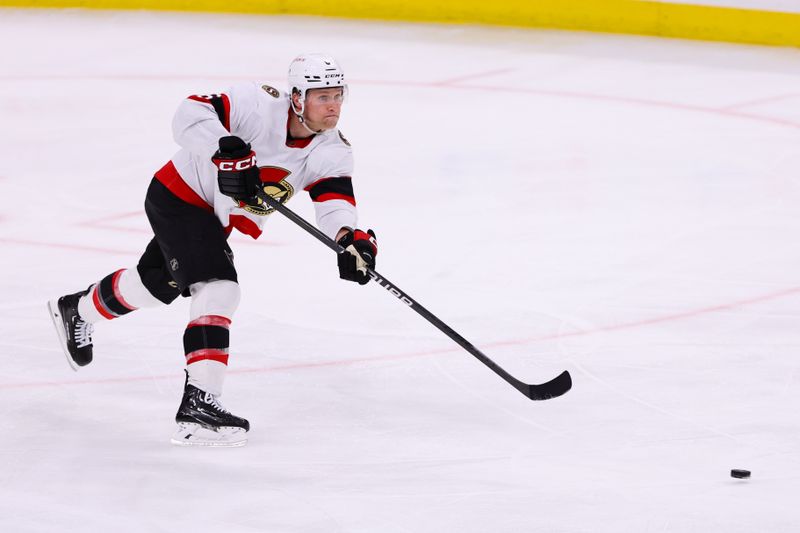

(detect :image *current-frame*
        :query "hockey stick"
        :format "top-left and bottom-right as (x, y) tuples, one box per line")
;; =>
(255, 190), (572, 401)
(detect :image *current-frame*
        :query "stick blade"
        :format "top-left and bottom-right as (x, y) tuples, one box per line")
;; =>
(522, 370), (572, 401)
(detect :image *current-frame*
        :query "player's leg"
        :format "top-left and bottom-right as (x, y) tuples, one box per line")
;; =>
(47, 239), (179, 370)
(183, 280), (240, 396)
(142, 178), (250, 446)
(173, 279), (249, 447)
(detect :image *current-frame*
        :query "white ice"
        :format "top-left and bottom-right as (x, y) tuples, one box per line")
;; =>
(2, 9), (800, 532)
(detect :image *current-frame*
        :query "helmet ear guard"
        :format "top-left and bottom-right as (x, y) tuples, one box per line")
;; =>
(290, 87), (305, 116)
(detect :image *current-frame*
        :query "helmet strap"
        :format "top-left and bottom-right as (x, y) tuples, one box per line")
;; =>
(290, 91), (323, 135)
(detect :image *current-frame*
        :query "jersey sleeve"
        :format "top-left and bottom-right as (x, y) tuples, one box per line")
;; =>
(305, 137), (358, 240)
(171, 83), (260, 160)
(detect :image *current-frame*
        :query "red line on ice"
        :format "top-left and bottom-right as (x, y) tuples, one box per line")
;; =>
(352, 77), (800, 129)
(77, 211), (287, 246)
(79, 210), (143, 225)
(433, 68), (516, 86)
(0, 237), (137, 256)
(4, 285), (799, 390)
(489, 285), (800, 348)
(440, 83), (800, 130)
(718, 93), (800, 112)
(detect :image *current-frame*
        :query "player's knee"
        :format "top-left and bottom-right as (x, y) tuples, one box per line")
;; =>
(136, 264), (181, 305)
(189, 280), (240, 321)
(117, 268), (169, 308)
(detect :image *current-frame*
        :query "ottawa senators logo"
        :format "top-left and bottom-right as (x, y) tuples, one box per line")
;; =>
(261, 84), (280, 98)
(240, 179), (294, 216)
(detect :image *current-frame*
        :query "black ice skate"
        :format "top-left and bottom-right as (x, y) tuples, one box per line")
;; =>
(171, 376), (249, 447)
(47, 287), (94, 371)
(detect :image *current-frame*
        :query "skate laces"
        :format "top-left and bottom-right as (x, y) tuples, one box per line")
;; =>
(203, 392), (230, 414)
(74, 319), (94, 348)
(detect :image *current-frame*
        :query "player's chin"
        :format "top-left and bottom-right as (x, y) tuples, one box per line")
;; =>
(322, 116), (339, 129)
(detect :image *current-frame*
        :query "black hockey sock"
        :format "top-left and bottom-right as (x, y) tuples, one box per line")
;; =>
(183, 315), (231, 366)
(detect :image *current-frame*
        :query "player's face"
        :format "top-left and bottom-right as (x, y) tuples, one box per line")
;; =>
(303, 88), (344, 131)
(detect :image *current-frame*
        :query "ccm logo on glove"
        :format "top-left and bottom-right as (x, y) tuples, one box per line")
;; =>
(212, 136), (262, 202)
(216, 156), (256, 172)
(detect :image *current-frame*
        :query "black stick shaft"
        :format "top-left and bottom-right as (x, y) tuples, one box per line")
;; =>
(255, 190), (571, 400)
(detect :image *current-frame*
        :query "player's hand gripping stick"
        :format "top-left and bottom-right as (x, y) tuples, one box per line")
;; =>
(212, 136), (261, 202)
(337, 229), (377, 285)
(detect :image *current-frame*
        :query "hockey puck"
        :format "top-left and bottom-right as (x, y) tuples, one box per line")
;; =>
(731, 469), (751, 479)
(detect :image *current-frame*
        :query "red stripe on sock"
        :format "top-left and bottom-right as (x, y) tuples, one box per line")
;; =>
(185, 349), (229, 366)
(92, 285), (116, 320)
(187, 315), (232, 328)
(111, 269), (137, 311)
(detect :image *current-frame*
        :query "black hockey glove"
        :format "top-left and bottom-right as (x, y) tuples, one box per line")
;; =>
(212, 136), (261, 202)
(337, 229), (377, 285)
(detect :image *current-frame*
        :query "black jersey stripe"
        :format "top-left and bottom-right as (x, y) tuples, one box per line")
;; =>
(209, 94), (231, 131)
(187, 94), (231, 131)
(305, 177), (354, 202)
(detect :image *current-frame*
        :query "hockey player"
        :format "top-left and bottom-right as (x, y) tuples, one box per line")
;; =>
(47, 53), (377, 447)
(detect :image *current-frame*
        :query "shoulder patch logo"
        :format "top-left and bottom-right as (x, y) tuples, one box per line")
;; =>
(338, 131), (351, 147)
(261, 84), (280, 98)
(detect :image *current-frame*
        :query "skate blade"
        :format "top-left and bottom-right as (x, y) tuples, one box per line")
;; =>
(170, 422), (248, 448)
(47, 299), (79, 372)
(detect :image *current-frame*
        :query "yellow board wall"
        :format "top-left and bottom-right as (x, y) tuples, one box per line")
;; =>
(2, 0), (800, 47)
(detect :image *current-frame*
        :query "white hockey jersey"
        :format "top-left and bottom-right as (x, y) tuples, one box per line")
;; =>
(154, 82), (358, 240)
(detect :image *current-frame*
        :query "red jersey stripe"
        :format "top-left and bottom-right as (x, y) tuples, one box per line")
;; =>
(154, 161), (213, 213)
(227, 214), (262, 239)
(312, 192), (356, 206)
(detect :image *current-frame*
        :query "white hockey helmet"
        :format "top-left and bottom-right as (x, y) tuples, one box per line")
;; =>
(287, 53), (348, 116)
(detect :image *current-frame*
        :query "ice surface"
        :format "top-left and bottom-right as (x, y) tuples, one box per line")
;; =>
(2, 9), (800, 532)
